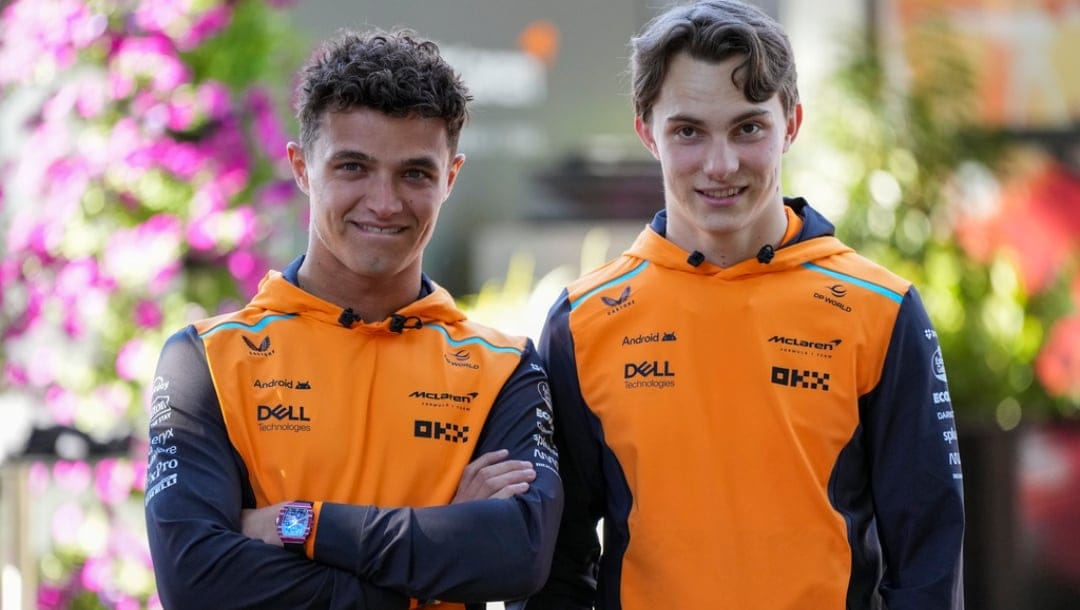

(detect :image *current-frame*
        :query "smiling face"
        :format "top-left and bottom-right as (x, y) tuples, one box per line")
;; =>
(288, 107), (464, 302)
(635, 52), (802, 266)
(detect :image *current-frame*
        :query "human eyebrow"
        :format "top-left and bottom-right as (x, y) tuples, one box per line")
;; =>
(327, 150), (374, 165)
(401, 156), (440, 171)
(665, 113), (706, 127)
(729, 108), (772, 126)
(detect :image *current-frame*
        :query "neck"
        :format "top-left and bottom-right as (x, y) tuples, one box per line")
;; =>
(669, 204), (788, 268)
(297, 257), (422, 323)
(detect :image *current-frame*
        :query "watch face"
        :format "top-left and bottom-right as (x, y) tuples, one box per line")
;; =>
(280, 505), (311, 538)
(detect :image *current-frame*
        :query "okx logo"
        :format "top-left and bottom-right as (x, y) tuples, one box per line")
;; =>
(771, 366), (830, 391)
(243, 335), (274, 357)
(414, 420), (470, 443)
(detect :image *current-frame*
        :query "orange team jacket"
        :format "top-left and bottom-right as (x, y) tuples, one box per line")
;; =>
(144, 256), (562, 610)
(530, 199), (965, 610)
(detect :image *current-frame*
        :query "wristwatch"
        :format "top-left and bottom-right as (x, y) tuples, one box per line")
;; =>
(276, 501), (314, 553)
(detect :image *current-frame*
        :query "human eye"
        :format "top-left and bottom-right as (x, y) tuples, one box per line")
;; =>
(674, 125), (699, 139)
(736, 122), (763, 137)
(403, 167), (434, 182)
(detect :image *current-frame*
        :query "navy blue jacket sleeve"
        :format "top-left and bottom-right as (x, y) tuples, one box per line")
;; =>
(144, 327), (406, 609)
(526, 291), (602, 609)
(862, 287), (965, 609)
(312, 339), (564, 602)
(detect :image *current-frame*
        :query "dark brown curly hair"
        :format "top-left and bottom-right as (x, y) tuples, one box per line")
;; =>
(294, 28), (472, 152)
(630, 0), (799, 123)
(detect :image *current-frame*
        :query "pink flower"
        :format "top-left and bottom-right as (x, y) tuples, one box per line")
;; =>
(229, 250), (267, 298)
(132, 0), (190, 35)
(102, 214), (184, 288)
(36, 584), (66, 610)
(28, 461), (51, 496)
(50, 501), (84, 546)
(108, 34), (190, 99)
(94, 457), (135, 506)
(196, 81), (233, 122)
(115, 338), (155, 382)
(79, 555), (110, 593)
(0, 0), (107, 86)
(258, 179), (299, 208)
(134, 300), (164, 329)
(178, 5), (234, 50)
(3, 362), (29, 388)
(45, 385), (79, 427)
(53, 459), (92, 493)
(247, 87), (290, 162)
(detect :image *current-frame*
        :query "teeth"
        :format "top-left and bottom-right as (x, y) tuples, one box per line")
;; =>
(702, 187), (741, 198)
(360, 225), (402, 235)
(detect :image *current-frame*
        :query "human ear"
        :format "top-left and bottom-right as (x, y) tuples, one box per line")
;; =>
(782, 103), (803, 152)
(445, 153), (466, 194)
(634, 115), (660, 160)
(286, 142), (309, 194)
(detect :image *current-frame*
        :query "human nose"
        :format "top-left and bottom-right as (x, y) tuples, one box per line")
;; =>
(366, 175), (403, 217)
(703, 138), (738, 179)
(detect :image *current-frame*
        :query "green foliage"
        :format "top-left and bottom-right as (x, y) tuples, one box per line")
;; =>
(816, 30), (1074, 419)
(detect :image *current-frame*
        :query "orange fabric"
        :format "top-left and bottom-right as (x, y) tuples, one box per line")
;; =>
(565, 228), (910, 609)
(195, 271), (527, 610)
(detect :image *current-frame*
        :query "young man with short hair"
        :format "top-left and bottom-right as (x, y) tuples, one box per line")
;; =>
(530, 2), (965, 608)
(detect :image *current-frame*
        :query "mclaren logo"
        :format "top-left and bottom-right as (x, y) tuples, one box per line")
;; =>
(409, 390), (477, 412)
(768, 335), (842, 351)
(409, 391), (477, 403)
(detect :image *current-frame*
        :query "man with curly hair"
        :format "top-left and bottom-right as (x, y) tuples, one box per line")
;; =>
(145, 29), (562, 609)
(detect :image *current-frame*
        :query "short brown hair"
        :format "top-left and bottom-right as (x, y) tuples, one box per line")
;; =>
(630, 0), (799, 122)
(294, 28), (471, 152)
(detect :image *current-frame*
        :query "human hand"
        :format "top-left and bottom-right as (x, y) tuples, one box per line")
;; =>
(452, 449), (536, 504)
(241, 502), (289, 546)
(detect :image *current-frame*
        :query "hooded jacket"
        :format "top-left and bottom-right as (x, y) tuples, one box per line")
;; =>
(532, 199), (964, 610)
(145, 256), (562, 609)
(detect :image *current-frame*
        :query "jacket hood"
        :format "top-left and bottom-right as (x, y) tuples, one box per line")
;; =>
(627, 197), (853, 279)
(247, 255), (466, 334)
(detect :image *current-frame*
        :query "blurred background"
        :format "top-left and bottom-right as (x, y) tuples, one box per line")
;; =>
(0, 0), (1077, 608)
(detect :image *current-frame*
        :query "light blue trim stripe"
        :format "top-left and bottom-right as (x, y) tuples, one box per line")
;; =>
(199, 314), (298, 338)
(802, 262), (904, 304)
(426, 324), (522, 355)
(570, 261), (650, 311)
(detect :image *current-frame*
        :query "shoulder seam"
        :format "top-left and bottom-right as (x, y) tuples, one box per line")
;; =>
(570, 260), (650, 311)
(801, 262), (905, 304)
(198, 313), (298, 339)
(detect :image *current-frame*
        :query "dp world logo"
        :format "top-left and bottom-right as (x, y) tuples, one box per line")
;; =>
(932, 347), (948, 382)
